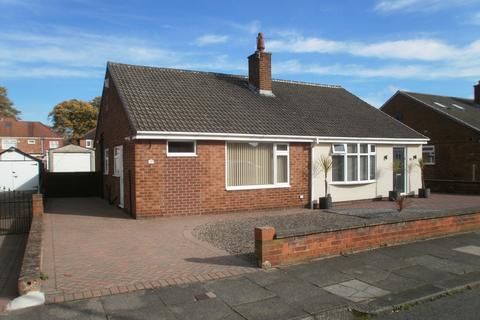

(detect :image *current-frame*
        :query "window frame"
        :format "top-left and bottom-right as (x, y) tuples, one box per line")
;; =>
(113, 145), (123, 177)
(422, 145), (435, 165)
(27, 139), (36, 145)
(166, 140), (197, 157)
(104, 148), (109, 175)
(331, 143), (376, 185)
(49, 140), (59, 149)
(85, 139), (93, 148)
(1, 138), (18, 149)
(225, 142), (290, 191)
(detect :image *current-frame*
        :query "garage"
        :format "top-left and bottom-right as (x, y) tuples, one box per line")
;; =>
(0, 147), (41, 191)
(49, 144), (95, 172)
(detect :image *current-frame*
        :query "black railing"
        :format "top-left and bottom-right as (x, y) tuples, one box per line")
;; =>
(0, 190), (33, 235)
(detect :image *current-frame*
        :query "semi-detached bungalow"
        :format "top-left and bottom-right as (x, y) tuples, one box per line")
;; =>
(95, 33), (428, 218)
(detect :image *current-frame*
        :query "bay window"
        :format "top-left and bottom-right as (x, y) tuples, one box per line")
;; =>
(226, 142), (289, 189)
(332, 143), (376, 183)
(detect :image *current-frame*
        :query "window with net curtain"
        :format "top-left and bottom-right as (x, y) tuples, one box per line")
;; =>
(226, 143), (289, 187)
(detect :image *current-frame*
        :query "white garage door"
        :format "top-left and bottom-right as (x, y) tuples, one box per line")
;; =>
(0, 160), (39, 191)
(52, 153), (92, 172)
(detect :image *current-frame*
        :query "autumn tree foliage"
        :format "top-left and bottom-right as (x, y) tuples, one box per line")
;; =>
(49, 99), (98, 143)
(0, 86), (21, 119)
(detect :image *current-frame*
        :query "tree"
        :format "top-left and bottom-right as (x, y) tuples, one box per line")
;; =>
(90, 96), (101, 110)
(0, 86), (21, 119)
(49, 99), (98, 143)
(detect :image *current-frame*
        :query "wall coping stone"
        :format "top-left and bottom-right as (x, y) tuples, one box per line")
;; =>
(274, 206), (480, 239)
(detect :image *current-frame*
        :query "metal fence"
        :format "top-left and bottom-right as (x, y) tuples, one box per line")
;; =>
(0, 190), (33, 235)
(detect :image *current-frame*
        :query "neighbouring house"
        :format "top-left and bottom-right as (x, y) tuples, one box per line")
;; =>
(95, 33), (427, 218)
(0, 147), (42, 191)
(0, 117), (63, 168)
(381, 85), (480, 193)
(48, 144), (95, 172)
(79, 128), (96, 149)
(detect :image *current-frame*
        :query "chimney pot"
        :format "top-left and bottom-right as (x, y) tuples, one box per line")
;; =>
(256, 33), (265, 52)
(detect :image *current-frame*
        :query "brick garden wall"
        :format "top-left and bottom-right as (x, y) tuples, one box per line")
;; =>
(255, 212), (480, 267)
(382, 94), (480, 182)
(134, 140), (310, 217)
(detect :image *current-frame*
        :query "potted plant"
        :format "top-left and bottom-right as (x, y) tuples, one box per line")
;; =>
(416, 158), (430, 198)
(389, 159), (402, 201)
(317, 155), (333, 209)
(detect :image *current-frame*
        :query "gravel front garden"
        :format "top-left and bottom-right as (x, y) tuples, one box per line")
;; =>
(192, 198), (480, 263)
(192, 211), (364, 262)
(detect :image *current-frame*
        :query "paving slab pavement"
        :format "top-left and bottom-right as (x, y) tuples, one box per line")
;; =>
(0, 235), (27, 313)
(3, 231), (480, 319)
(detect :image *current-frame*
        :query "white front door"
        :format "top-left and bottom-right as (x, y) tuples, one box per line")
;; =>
(114, 146), (124, 208)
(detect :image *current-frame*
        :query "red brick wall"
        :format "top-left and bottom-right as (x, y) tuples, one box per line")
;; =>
(382, 94), (480, 181)
(134, 140), (310, 217)
(1, 137), (63, 155)
(255, 212), (480, 267)
(248, 51), (272, 92)
(95, 71), (135, 216)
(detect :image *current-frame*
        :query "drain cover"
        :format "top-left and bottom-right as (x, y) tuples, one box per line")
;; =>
(194, 291), (216, 301)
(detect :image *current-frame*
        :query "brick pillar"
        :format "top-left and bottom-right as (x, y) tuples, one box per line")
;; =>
(254, 227), (278, 269)
(32, 193), (44, 216)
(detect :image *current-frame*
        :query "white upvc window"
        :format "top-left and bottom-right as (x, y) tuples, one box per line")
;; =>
(2, 138), (17, 149)
(104, 148), (109, 175)
(166, 140), (196, 156)
(226, 142), (290, 190)
(113, 145), (122, 177)
(27, 139), (36, 145)
(331, 143), (376, 184)
(422, 145), (435, 165)
(49, 140), (59, 149)
(85, 139), (93, 148)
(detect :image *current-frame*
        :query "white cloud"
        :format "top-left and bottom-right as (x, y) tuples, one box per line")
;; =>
(269, 35), (474, 62)
(194, 34), (229, 46)
(273, 59), (480, 80)
(374, 0), (477, 13)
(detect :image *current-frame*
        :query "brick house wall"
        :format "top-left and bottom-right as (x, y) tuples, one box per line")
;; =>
(1, 137), (64, 155)
(95, 72), (136, 215)
(382, 94), (480, 181)
(134, 140), (310, 217)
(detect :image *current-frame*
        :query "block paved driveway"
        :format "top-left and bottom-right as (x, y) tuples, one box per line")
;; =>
(42, 198), (259, 303)
(6, 231), (480, 320)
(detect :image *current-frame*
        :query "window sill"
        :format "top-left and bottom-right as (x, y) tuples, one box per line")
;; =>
(166, 153), (197, 157)
(226, 184), (290, 191)
(330, 180), (376, 186)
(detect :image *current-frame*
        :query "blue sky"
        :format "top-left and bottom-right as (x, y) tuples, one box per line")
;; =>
(1, 0), (480, 123)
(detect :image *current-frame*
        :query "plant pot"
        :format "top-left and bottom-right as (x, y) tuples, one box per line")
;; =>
(418, 188), (430, 198)
(319, 195), (332, 209)
(389, 190), (400, 201)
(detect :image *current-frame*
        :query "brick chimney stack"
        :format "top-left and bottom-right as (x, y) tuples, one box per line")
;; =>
(248, 33), (273, 96)
(475, 81), (480, 104)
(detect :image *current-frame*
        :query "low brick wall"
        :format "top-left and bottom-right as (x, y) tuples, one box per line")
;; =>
(18, 194), (44, 295)
(426, 179), (480, 195)
(255, 211), (480, 268)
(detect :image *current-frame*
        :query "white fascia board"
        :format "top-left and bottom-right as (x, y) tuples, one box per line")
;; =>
(132, 131), (428, 144)
(133, 131), (316, 142)
(315, 136), (429, 145)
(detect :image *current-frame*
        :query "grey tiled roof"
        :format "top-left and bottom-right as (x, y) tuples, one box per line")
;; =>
(50, 144), (92, 153)
(400, 91), (480, 133)
(108, 62), (425, 139)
